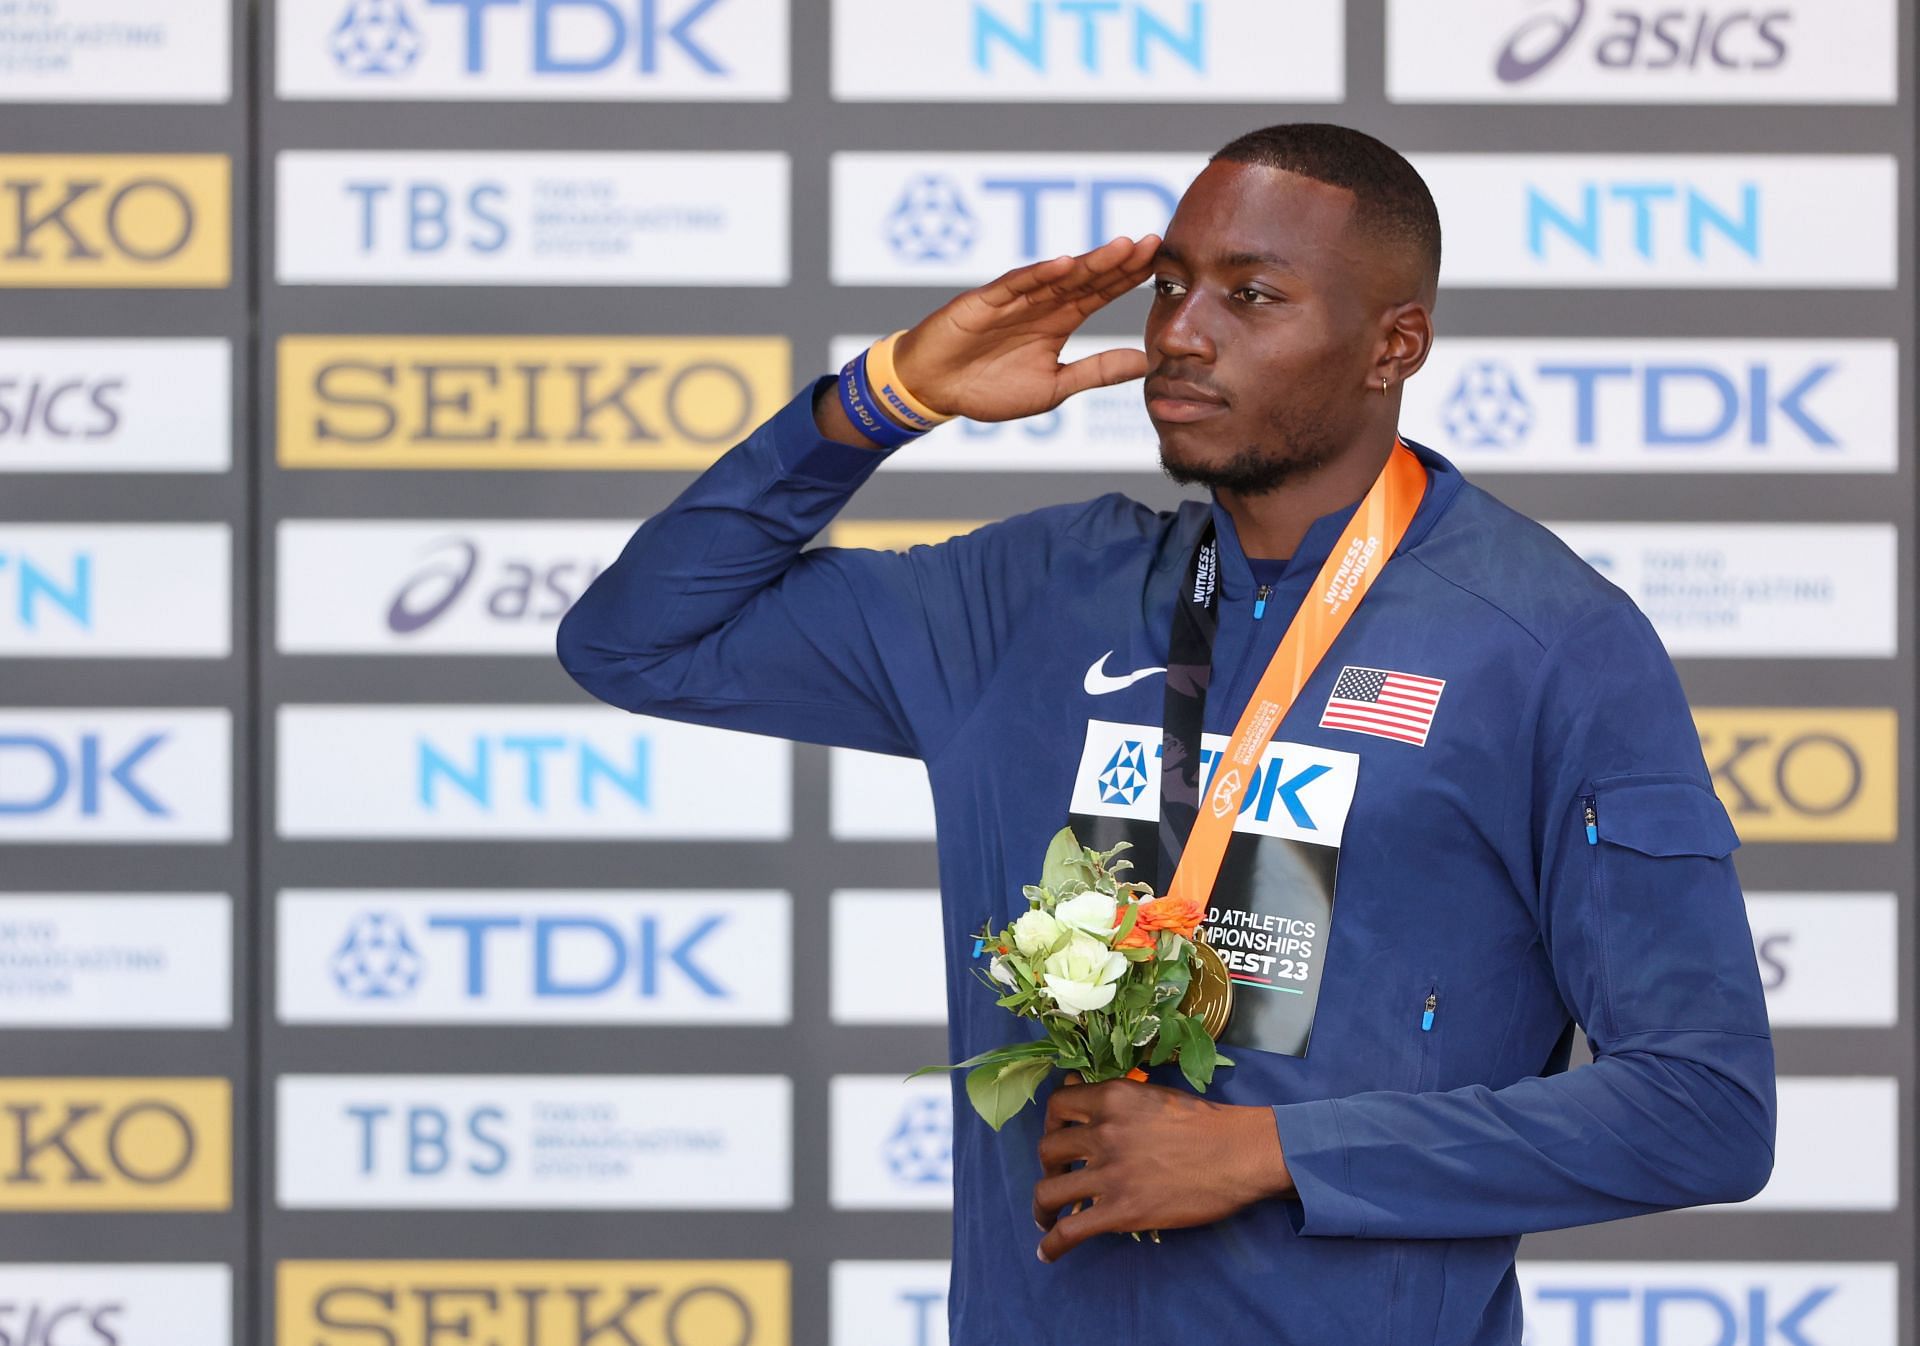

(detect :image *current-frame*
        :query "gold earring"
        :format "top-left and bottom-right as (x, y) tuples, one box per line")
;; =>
(1380, 376), (1389, 397)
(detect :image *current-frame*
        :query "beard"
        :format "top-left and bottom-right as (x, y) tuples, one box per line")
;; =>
(1156, 403), (1343, 496)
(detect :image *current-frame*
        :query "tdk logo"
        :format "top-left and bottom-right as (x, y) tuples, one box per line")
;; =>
(0, 550), (91, 631)
(1444, 359), (1834, 451)
(883, 1098), (952, 1188)
(973, 0), (1207, 74)
(329, 908), (729, 1002)
(0, 733), (165, 816)
(886, 172), (1179, 264)
(330, 0), (733, 78)
(345, 180), (508, 254)
(1096, 739), (1152, 805)
(1528, 1281), (1838, 1346)
(1528, 179), (1758, 260)
(1498, 2), (1790, 84)
(418, 733), (648, 811)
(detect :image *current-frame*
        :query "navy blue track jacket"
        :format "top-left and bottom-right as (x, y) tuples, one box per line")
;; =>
(556, 377), (1777, 1345)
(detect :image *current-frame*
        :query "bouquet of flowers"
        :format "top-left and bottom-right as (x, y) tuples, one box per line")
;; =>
(911, 824), (1234, 1131)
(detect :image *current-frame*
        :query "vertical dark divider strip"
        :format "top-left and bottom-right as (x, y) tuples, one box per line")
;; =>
(241, 0), (265, 1343)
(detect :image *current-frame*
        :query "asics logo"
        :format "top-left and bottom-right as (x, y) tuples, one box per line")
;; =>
(1083, 651), (1166, 696)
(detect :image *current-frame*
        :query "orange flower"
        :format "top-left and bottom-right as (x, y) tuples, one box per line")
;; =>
(1113, 895), (1206, 945)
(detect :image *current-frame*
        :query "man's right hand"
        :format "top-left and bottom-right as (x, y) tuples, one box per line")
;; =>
(814, 234), (1160, 447)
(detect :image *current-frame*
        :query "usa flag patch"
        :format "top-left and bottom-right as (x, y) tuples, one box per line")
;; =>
(1319, 666), (1446, 747)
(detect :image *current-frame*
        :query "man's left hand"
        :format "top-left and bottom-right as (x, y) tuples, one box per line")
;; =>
(1033, 1072), (1295, 1262)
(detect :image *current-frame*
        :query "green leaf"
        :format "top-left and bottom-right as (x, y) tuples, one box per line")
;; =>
(1112, 901), (1140, 945)
(1041, 826), (1096, 893)
(1177, 1016), (1218, 1092)
(1146, 1019), (1180, 1067)
(966, 1056), (1055, 1131)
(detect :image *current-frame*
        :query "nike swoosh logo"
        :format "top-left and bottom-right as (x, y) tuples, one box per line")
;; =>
(1083, 651), (1167, 696)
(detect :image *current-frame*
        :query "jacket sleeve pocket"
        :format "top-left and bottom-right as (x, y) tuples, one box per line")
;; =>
(1583, 774), (1767, 1042)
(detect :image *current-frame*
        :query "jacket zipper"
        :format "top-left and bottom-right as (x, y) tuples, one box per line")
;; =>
(1253, 583), (1272, 619)
(1583, 794), (1598, 845)
(1421, 989), (1437, 1033)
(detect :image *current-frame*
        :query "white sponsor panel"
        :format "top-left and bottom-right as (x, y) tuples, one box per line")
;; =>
(831, 891), (946, 1024)
(1546, 524), (1897, 658)
(278, 519), (638, 654)
(1389, 0), (1896, 104)
(1722, 1077), (1897, 1211)
(0, 894), (230, 1028)
(1748, 893), (1896, 1028)
(831, 1261), (951, 1346)
(833, 152), (1201, 286)
(277, 0), (788, 100)
(277, 152), (789, 285)
(277, 1075), (791, 1209)
(0, 0), (231, 102)
(0, 709), (230, 843)
(833, 336), (1159, 472)
(1409, 155), (1897, 288)
(1408, 339), (1898, 473)
(833, 0), (1341, 102)
(831, 1075), (953, 1210)
(1072, 718), (1358, 846)
(830, 748), (935, 840)
(0, 338), (231, 473)
(278, 889), (791, 1024)
(0, 1265), (232, 1345)
(277, 705), (791, 839)
(0, 525), (230, 658)
(1518, 1262), (1896, 1346)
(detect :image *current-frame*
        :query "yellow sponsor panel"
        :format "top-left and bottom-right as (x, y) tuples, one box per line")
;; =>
(0, 1078), (230, 1210)
(278, 1261), (789, 1346)
(1695, 708), (1898, 843)
(278, 336), (791, 469)
(828, 519), (992, 550)
(0, 155), (230, 288)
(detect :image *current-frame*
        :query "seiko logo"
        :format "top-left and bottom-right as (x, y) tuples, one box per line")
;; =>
(1082, 651), (1165, 696)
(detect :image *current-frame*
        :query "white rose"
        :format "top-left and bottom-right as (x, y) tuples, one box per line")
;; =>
(1011, 909), (1065, 959)
(1041, 933), (1130, 1018)
(989, 954), (1018, 988)
(1053, 889), (1118, 941)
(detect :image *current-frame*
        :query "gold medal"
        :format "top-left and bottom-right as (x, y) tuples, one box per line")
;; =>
(1177, 933), (1234, 1040)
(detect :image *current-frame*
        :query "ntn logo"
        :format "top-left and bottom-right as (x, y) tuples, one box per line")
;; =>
(1500, 3), (1791, 82)
(1528, 181), (1757, 259)
(1443, 360), (1836, 449)
(418, 735), (648, 810)
(336, 0), (735, 75)
(0, 552), (90, 628)
(0, 733), (166, 815)
(974, 0), (1206, 73)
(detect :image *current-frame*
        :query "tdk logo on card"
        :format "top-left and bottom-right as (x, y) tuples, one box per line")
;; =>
(833, 154), (1201, 285)
(1408, 340), (1898, 472)
(0, 712), (230, 843)
(1069, 719), (1358, 847)
(278, 890), (792, 1023)
(281, 0), (789, 100)
(1517, 1262), (1897, 1346)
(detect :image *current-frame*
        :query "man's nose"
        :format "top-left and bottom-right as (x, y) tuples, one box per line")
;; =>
(1149, 292), (1215, 363)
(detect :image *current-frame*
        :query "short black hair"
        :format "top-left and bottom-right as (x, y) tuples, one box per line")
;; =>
(1211, 123), (1441, 293)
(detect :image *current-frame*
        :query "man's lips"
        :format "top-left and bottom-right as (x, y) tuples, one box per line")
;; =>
(1145, 380), (1228, 423)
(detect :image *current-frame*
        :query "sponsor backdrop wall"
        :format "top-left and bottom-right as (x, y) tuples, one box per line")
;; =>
(0, 1), (1912, 1344)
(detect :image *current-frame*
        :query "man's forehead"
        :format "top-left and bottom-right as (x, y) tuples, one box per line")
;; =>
(1165, 162), (1358, 260)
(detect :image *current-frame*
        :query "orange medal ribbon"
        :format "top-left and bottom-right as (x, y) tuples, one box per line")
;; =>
(1163, 440), (1427, 917)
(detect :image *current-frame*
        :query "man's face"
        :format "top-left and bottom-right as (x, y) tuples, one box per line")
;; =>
(1143, 160), (1384, 495)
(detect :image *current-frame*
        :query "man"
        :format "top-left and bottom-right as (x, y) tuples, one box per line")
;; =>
(557, 125), (1774, 1344)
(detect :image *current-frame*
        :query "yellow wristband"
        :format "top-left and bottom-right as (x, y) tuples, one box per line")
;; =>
(864, 330), (954, 431)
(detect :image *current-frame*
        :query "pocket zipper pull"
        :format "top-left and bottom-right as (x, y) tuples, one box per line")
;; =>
(1583, 796), (1598, 846)
(1421, 991), (1437, 1033)
(1253, 583), (1271, 620)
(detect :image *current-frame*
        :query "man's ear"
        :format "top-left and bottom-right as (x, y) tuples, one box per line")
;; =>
(1377, 302), (1434, 387)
